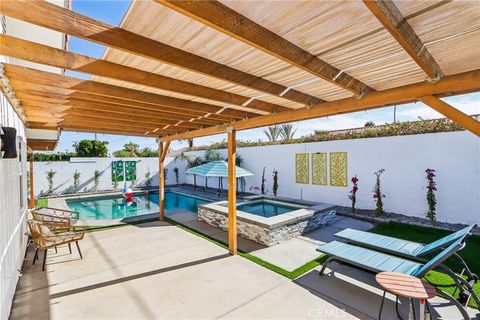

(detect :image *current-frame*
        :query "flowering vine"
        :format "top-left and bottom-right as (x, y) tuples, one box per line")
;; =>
(373, 169), (386, 216)
(348, 175), (359, 212)
(425, 168), (437, 222)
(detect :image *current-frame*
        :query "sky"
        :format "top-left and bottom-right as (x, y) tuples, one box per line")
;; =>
(54, 0), (479, 154)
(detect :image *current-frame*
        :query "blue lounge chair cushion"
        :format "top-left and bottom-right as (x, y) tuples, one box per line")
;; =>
(317, 238), (465, 278)
(317, 241), (422, 275)
(334, 224), (475, 257)
(334, 228), (424, 256)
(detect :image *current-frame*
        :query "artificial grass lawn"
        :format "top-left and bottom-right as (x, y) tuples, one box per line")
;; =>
(369, 222), (479, 308)
(35, 198), (48, 208)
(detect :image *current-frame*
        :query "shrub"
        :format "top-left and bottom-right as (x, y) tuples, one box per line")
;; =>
(93, 170), (100, 191)
(272, 169), (279, 196)
(173, 167), (179, 185)
(186, 118), (464, 152)
(261, 167), (266, 195)
(145, 170), (152, 187)
(73, 170), (81, 193)
(46, 170), (56, 195)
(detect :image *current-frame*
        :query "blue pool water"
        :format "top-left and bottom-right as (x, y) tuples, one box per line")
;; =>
(66, 191), (207, 220)
(237, 200), (303, 218)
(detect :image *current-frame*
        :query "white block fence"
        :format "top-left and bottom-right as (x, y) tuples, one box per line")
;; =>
(31, 131), (479, 225)
(31, 157), (187, 196)
(184, 131), (479, 225)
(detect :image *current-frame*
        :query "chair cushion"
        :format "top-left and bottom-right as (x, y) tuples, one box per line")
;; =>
(317, 241), (421, 275)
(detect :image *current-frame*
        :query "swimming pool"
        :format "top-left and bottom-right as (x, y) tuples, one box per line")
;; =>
(236, 200), (304, 217)
(66, 191), (207, 220)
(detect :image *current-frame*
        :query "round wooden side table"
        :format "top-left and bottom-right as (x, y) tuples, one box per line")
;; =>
(376, 272), (436, 320)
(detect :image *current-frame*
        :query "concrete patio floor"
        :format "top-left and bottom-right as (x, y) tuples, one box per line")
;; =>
(11, 221), (477, 319)
(166, 209), (373, 272)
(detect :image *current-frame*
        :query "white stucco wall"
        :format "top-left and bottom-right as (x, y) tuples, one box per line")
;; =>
(32, 157), (187, 196)
(185, 131), (479, 225)
(1, 3), (67, 316)
(0, 90), (28, 320)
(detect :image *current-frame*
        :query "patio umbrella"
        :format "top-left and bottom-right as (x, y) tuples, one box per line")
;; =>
(186, 160), (253, 192)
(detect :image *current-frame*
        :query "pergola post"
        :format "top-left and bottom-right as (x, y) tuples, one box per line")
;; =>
(28, 148), (35, 208)
(227, 127), (237, 255)
(158, 140), (170, 220)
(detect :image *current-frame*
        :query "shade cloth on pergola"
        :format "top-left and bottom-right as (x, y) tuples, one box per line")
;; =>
(186, 160), (253, 178)
(2, 0), (479, 257)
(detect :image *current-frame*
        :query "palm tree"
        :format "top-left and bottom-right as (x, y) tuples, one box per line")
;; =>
(124, 142), (139, 157)
(263, 125), (281, 142)
(279, 124), (297, 141)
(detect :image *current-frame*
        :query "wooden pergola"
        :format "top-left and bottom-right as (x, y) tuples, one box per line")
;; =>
(1, 0), (479, 254)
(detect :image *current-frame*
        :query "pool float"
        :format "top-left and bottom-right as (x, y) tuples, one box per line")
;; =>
(122, 187), (133, 198)
(124, 197), (134, 206)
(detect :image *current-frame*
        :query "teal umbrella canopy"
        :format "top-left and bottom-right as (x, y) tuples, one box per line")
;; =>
(186, 160), (253, 178)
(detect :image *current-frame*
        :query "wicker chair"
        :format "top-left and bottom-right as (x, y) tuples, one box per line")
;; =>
(27, 219), (86, 271)
(32, 207), (79, 225)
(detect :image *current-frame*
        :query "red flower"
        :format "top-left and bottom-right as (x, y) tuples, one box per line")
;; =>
(352, 186), (358, 192)
(351, 176), (359, 183)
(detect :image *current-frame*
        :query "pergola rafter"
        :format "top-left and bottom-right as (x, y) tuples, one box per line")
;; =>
(0, 0), (324, 107)
(3, 64), (256, 120)
(0, 35), (289, 113)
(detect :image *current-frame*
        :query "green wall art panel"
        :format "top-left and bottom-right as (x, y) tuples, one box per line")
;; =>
(329, 152), (348, 187)
(125, 161), (137, 182)
(312, 152), (327, 185)
(111, 161), (124, 182)
(295, 153), (309, 184)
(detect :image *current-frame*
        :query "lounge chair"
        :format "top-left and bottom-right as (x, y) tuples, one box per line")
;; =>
(27, 220), (86, 271)
(317, 238), (477, 318)
(334, 225), (479, 305)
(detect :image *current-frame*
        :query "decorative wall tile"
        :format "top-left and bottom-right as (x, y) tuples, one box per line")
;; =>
(312, 152), (327, 185)
(295, 153), (309, 184)
(330, 152), (348, 187)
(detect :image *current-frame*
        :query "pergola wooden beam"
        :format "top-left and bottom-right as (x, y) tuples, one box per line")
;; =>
(157, 0), (374, 96)
(4, 64), (254, 120)
(159, 68), (480, 141)
(0, 35), (288, 113)
(0, 0), (323, 107)
(418, 96), (480, 137)
(362, 0), (443, 79)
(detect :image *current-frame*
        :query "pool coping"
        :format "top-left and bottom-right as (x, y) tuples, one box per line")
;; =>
(198, 200), (335, 229)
